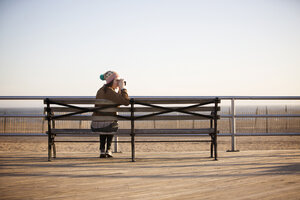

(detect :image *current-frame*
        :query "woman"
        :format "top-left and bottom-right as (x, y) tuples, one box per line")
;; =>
(91, 71), (130, 158)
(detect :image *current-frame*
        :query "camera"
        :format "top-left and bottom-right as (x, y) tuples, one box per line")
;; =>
(117, 79), (126, 86)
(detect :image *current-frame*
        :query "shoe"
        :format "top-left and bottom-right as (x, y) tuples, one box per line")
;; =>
(100, 154), (106, 158)
(100, 151), (106, 158)
(106, 150), (113, 158)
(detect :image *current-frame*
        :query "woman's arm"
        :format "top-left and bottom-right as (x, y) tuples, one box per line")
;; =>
(106, 87), (130, 106)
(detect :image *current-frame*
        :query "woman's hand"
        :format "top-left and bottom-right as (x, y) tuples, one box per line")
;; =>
(118, 79), (125, 90)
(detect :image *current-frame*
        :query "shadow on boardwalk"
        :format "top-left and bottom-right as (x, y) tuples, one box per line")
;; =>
(0, 150), (300, 199)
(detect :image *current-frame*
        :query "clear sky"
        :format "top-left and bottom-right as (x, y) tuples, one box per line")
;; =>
(1, 0), (300, 98)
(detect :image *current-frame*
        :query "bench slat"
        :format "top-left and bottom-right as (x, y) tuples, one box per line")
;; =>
(50, 128), (215, 135)
(53, 116), (118, 121)
(44, 99), (116, 105)
(50, 115), (219, 121)
(50, 129), (118, 135)
(44, 98), (220, 105)
(133, 115), (218, 121)
(135, 98), (219, 104)
(134, 128), (214, 134)
(46, 106), (220, 113)
(46, 107), (126, 112)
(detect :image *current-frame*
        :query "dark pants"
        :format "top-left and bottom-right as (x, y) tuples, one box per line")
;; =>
(100, 135), (113, 152)
(91, 122), (118, 153)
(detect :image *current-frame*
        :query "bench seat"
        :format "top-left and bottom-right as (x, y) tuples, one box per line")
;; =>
(49, 128), (215, 135)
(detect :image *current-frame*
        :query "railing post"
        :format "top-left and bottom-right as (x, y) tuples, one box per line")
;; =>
(45, 98), (52, 161)
(114, 135), (118, 153)
(214, 98), (219, 160)
(266, 106), (269, 133)
(227, 98), (239, 152)
(79, 120), (82, 129)
(130, 98), (135, 162)
(3, 112), (7, 133)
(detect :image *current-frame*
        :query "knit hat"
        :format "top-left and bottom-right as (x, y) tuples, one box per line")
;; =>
(100, 71), (119, 84)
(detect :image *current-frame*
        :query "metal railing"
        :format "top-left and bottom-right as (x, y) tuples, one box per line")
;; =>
(1, 96), (300, 152)
(219, 96), (300, 151)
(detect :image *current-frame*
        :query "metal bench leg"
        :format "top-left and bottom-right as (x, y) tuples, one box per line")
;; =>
(53, 142), (56, 158)
(210, 141), (214, 158)
(210, 118), (214, 158)
(214, 136), (218, 160)
(131, 134), (135, 162)
(48, 134), (52, 161)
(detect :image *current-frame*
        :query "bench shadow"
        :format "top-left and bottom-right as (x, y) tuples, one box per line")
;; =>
(1, 152), (299, 179)
(0, 162), (299, 179)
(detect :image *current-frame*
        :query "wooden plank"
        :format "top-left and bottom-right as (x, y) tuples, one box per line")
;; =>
(133, 115), (216, 121)
(45, 107), (128, 112)
(50, 129), (122, 135)
(52, 116), (119, 121)
(133, 106), (220, 112)
(46, 106), (220, 113)
(44, 98), (116, 105)
(51, 114), (217, 121)
(44, 98), (94, 104)
(1, 150), (300, 200)
(44, 98), (219, 105)
(50, 128), (214, 135)
(134, 128), (214, 134)
(135, 98), (217, 104)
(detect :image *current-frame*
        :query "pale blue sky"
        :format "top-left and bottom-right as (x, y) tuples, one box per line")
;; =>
(0, 0), (300, 98)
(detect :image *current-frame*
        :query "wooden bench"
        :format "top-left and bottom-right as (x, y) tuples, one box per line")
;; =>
(44, 97), (220, 162)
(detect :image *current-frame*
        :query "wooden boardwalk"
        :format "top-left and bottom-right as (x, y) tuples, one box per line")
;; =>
(0, 150), (299, 200)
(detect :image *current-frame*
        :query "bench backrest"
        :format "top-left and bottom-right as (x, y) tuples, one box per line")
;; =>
(44, 97), (220, 123)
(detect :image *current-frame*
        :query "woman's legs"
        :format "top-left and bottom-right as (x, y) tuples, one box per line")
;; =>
(100, 135), (107, 158)
(106, 135), (114, 157)
(106, 135), (113, 151)
(100, 134), (114, 158)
